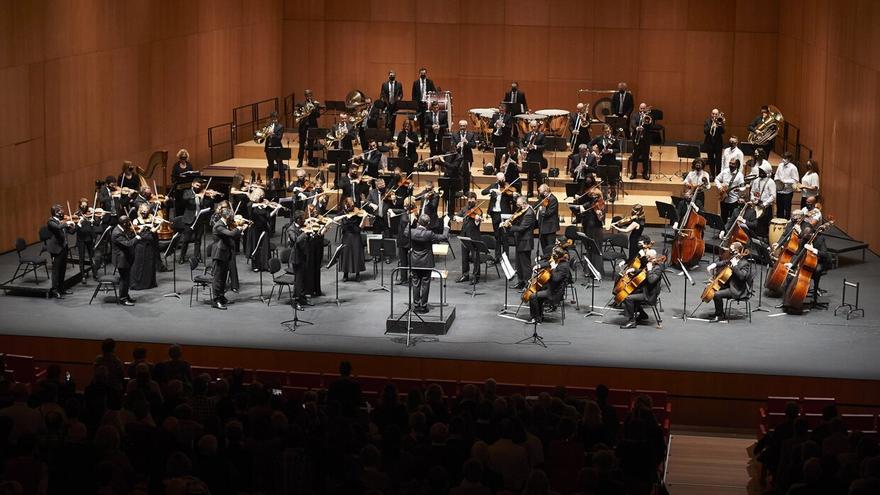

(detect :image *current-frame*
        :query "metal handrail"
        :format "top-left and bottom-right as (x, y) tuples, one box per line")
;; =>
(208, 122), (234, 164)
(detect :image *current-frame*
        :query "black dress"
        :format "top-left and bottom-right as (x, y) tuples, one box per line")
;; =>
(304, 232), (324, 295)
(339, 216), (365, 274)
(247, 205), (271, 271)
(627, 218), (646, 262)
(130, 217), (158, 290)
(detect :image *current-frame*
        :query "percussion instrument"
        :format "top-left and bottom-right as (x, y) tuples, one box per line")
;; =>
(468, 108), (496, 135)
(514, 113), (549, 135)
(535, 109), (570, 136)
(768, 218), (788, 246)
(425, 91), (451, 111)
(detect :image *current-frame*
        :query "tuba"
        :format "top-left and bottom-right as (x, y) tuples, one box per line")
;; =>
(748, 105), (784, 145)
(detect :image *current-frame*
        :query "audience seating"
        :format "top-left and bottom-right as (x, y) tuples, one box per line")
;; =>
(2, 354), (44, 384)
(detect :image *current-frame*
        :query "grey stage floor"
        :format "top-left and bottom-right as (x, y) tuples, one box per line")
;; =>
(1, 227), (878, 380)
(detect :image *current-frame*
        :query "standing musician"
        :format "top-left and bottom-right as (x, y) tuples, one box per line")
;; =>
(503, 82), (528, 115)
(74, 198), (98, 283)
(535, 184), (559, 253)
(774, 151), (800, 220)
(573, 174), (606, 276)
(170, 149), (194, 213)
(396, 119), (419, 163)
(404, 214), (451, 314)
(296, 89), (321, 167)
(589, 125), (619, 166)
(412, 67), (437, 144)
(482, 173), (514, 262)
(111, 215), (141, 306)
(569, 102), (592, 150)
(799, 159), (820, 209)
(425, 101), (448, 156)
(396, 198), (418, 285)
(498, 141), (521, 189)
(619, 247), (665, 329)
(611, 204), (646, 262)
(130, 203), (159, 291)
(380, 70), (404, 132)
(506, 195), (536, 290)
(705, 241), (752, 322)
(287, 211), (309, 311)
(611, 82), (634, 123)
(750, 149), (771, 180)
(247, 189), (282, 272)
(118, 163), (140, 215)
(365, 178), (393, 238)
(521, 120), (546, 196)
(452, 120), (476, 191)
(453, 192), (483, 284)
(720, 136), (745, 180)
(714, 158), (745, 226)
(303, 205), (327, 298)
(264, 111), (285, 184)
(683, 158), (712, 209)
(527, 246), (572, 325)
(629, 103), (652, 180)
(357, 96), (381, 150)
(416, 181), (442, 232)
(336, 197), (367, 282)
(750, 162), (777, 237)
(355, 141), (383, 179)
(210, 201), (240, 294)
(175, 181), (214, 263)
(339, 166), (369, 203)
(703, 109), (725, 176)
(98, 176), (119, 226)
(328, 113), (355, 151)
(439, 153), (463, 216)
(490, 103), (513, 150)
(47, 205), (76, 299)
(211, 208), (247, 310)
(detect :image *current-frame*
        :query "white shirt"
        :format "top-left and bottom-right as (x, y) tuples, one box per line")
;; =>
(751, 177), (776, 207)
(774, 161), (800, 194)
(800, 171), (819, 198)
(748, 159), (771, 180)
(714, 168), (745, 204)
(684, 170), (711, 188)
(720, 146), (744, 171)
(799, 206), (823, 222)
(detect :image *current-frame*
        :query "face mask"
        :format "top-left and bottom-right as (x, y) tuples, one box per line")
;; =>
(389, 76), (395, 81)
(420, 74), (426, 80)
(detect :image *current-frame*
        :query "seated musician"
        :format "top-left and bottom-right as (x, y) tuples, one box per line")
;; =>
(589, 125), (618, 166)
(784, 219), (832, 305)
(797, 196), (823, 223)
(568, 144), (597, 180)
(527, 246), (572, 325)
(619, 247), (665, 329)
(705, 241), (752, 322)
(720, 200), (759, 239)
(356, 141), (383, 179)
(772, 210), (804, 253)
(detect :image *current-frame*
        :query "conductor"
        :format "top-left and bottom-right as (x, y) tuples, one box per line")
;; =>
(404, 214), (450, 314)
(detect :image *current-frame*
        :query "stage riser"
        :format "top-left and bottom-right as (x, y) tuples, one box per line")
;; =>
(385, 307), (456, 335)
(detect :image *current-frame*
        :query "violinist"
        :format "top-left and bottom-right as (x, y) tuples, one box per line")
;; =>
(171, 149), (194, 209)
(118, 161), (140, 198)
(340, 166), (369, 203)
(396, 198), (419, 285)
(390, 166), (414, 206)
(74, 198), (97, 283)
(302, 204), (327, 297)
(683, 158), (711, 209)
(287, 210), (309, 311)
(572, 174), (605, 274)
(714, 158), (745, 225)
(307, 177), (329, 215)
(508, 196), (536, 290)
(97, 176), (119, 226)
(416, 181), (441, 232)
(481, 173), (514, 262)
(47, 204), (77, 299)
(527, 246), (571, 325)
(366, 178), (393, 238)
(749, 162), (776, 237)
(130, 203), (159, 290)
(338, 197), (367, 282)
(247, 188), (283, 272)
(111, 215), (142, 306)
(289, 169), (310, 211)
(536, 184), (559, 253)
(611, 204), (646, 262)
(211, 208), (249, 310)
(396, 119), (419, 163)
(498, 141), (521, 189)
(454, 192), (483, 284)
(619, 247), (665, 329)
(705, 241), (752, 322)
(175, 181), (215, 263)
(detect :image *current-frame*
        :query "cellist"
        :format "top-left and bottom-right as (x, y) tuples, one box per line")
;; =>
(783, 219), (832, 310)
(619, 248), (665, 329)
(527, 246), (572, 325)
(704, 241), (752, 322)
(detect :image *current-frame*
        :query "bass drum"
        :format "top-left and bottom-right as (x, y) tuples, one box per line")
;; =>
(769, 218), (788, 246)
(592, 97), (613, 122)
(426, 91), (450, 111)
(535, 109), (570, 136)
(468, 108), (496, 135)
(515, 113), (549, 135)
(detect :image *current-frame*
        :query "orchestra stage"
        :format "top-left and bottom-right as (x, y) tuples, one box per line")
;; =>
(1, 227), (878, 383)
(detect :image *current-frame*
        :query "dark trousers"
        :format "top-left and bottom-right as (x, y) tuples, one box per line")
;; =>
(776, 192), (793, 220)
(77, 240), (94, 279)
(180, 227), (203, 261)
(720, 202), (737, 227)
(398, 247), (410, 282)
(385, 105), (398, 132)
(756, 206), (773, 238)
(428, 133), (443, 156)
(538, 233), (555, 255)
(416, 104), (427, 141)
(800, 196), (808, 209)
(293, 265), (306, 301)
(712, 287), (738, 315)
(629, 149), (650, 178)
(50, 251), (68, 292)
(623, 293), (650, 320)
(461, 162), (472, 192)
(444, 182), (459, 216)
(411, 268), (431, 308)
(528, 288), (556, 321)
(117, 266), (131, 300)
(266, 150), (285, 184)
(228, 258), (239, 291)
(297, 127), (311, 164)
(705, 146), (722, 176)
(516, 249), (532, 284)
(212, 259), (229, 300)
(489, 212), (508, 261)
(460, 242), (479, 278)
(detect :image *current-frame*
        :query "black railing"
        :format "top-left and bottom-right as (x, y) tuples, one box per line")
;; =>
(232, 97), (280, 145)
(776, 121), (813, 163)
(283, 92), (296, 129)
(208, 122), (234, 164)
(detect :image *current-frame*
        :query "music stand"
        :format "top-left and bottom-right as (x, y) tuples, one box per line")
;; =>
(655, 201), (678, 245)
(747, 238), (772, 313)
(458, 237), (484, 298)
(739, 143), (757, 158)
(676, 260), (696, 322)
(497, 253), (527, 321)
(575, 233), (603, 317)
(280, 266), (314, 331)
(323, 100), (347, 112)
(162, 232), (182, 298)
(365, 128), (392, 144)
(325, 243), (346, 306)
(250, 231), (270, 303)
(522, 160), (541, 197)
(675, 143), (701, 176)
(368, 238), (396, 292)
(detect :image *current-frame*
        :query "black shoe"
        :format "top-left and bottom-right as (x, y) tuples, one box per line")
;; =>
(620, 319), (637, 329)
(629, 174), (637, 180)
(119, 299), (135, 307)
(230, 288), (239, 293)
(50, 290), (63, 299)
(414, 306), (428, 314)
(513, 282), (526, 290)
(342, 274), (349, 282)
(213, 301), (227, 310)
(61, 289), (73, 295)
(353, 273), (360, 282)
(127, 297), (137, 303)
(709, 314), (723, 323)
(178, 258), (187, 265)
(637, 311), (649, 321)
(642, 174), (650, 181)
(456, 275), (470, 283)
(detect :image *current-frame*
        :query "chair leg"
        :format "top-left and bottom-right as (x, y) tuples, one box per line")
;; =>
(267, 286), (276, 306)
(33, 264), (40, 282)
(112, 285), (119, 303)
(189, 286), (194, 307)
(89, 284), (100, 305)
(652, 304), (662, 323)
(561, 298), (565, 326)
(747, 300), (752, 323)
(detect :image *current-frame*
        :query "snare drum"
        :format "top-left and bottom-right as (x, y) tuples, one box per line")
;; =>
(535, 109), (570, 136)
(769, 218), (788, 246)
(515, 113), (549, 135)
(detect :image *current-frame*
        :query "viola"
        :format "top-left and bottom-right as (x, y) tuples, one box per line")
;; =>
(670, 186), (707, 266)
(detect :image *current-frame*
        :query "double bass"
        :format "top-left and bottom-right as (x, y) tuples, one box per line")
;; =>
(670, 186), (707, 266)
(765, 223), (801, 291)
(782, 220), (833, 313)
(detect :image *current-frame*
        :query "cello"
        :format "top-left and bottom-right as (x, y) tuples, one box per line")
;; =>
(718, 202), (754, 261)
(782, 220), (833, 313)
(521, 247), (570, 302)
(670, 185), (707, 266)
(765, 223), (801, 292)
(613, 255), (667, 304)
(700, 249), (746, 302)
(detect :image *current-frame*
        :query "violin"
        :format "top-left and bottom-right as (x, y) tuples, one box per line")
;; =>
(110, 186), (137, 198)
(500, 205), (528, 229)
(610, 213), (642, 228)
(497, 178), (520, 197)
